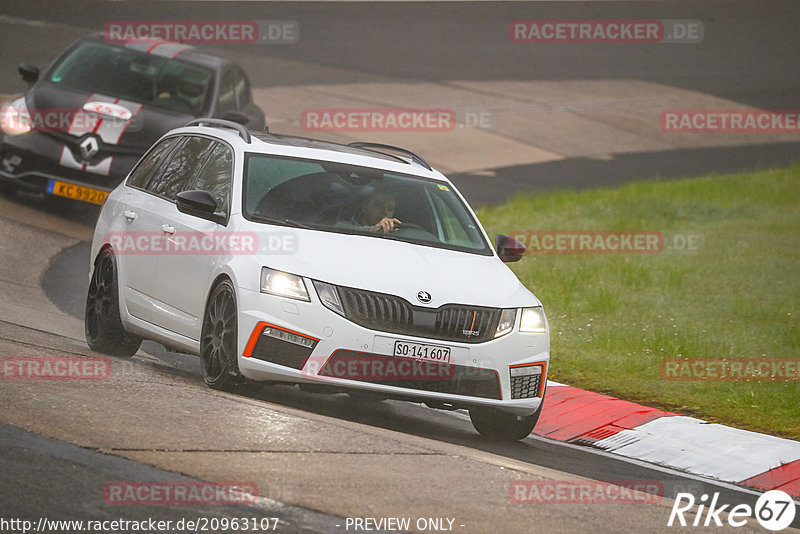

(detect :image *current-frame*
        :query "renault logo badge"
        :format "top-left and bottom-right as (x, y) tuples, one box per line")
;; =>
(79, 136), (101, 161)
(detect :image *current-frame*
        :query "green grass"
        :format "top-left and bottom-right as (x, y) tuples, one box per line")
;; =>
(477, 165), (800, 439)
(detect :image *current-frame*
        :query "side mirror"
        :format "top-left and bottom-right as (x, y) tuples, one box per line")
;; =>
(495, 234), (526, 263)
(176, 190), (225, 224)
(221, 111), (250, 126)
(18, 63), (40, 85)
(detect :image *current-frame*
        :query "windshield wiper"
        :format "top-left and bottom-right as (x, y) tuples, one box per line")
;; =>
(249, 214), (317, 230)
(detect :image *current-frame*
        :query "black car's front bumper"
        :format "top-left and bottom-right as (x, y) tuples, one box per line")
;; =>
(0, 132), (137, 196)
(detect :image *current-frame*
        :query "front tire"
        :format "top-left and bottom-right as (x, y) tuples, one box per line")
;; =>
(85, 250), (142, 357)
(469, 403), (543, 441)
(200, 280), (243, 391)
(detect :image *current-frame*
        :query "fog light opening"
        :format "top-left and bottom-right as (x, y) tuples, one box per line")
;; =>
(262, 326), (315, 348)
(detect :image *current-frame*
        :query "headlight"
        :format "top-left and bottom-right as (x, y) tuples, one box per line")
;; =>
(312, 280), (344, 315)
(520, 307), (547, 333)
(1, 98), (32, 136)
(494, 308), (517, 338)
(260, 267), (309, 301)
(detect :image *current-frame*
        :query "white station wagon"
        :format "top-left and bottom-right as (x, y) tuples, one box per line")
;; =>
(86, 119), (550, 440)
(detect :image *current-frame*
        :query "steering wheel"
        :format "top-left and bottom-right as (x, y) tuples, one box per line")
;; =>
(392, 222), (439, 241)
(396, 222), (426, 231)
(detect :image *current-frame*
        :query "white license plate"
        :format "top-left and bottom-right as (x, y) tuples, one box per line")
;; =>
(393, 341), (451, 363)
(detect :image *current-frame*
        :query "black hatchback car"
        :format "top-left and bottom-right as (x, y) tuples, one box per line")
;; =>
(0, 32), (265, 205)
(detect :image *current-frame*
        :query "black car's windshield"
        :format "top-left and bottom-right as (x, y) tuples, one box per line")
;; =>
(49, 41), (213, 115)
(243, 154), (492, 255)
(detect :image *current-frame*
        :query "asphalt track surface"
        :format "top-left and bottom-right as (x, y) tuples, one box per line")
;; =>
(27, 224), (795, 531)
(2, 1), (800, 532)
(19, 224), (799, 530)
(0, 422), (346, 533)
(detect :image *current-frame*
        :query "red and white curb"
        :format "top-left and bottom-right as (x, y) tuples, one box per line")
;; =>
(537, 381), (800, 498)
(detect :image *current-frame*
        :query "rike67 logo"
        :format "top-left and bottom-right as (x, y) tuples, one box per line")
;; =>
(668, 490), (796, 531)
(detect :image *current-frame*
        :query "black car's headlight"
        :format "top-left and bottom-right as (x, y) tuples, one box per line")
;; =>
(1, 98), (32, 136)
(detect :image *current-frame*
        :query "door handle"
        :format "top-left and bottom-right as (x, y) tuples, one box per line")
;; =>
(123, 210), (137, 221)
(161, 224), (175, 235)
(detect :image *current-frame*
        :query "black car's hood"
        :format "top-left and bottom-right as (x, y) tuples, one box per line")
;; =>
(28, 81), (195, 151)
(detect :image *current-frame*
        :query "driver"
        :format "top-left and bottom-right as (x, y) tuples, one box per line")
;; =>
(175, 78), (205, 111)
(335, 189), (402, 234)
(359, 189), (401, 234)
(157, 75), (206, 113)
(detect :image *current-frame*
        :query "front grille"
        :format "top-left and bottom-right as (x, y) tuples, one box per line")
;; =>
(339, 286), (413, 330)
(511, 374), (542, 399)
(2, 134), (137, 187)
(337, 286), (501, 343)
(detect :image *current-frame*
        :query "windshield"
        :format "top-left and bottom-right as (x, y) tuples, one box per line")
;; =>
(243, 154), (492, 255)
(49, 41), (213, 115)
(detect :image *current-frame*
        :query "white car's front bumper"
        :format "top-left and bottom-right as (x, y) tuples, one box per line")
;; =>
(236, 285), (549, 415)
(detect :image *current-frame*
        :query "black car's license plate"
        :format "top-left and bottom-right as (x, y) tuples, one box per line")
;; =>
(47, 179), (109, 205)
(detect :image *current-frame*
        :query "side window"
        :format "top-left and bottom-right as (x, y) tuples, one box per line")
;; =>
(245, 155), (325, 214)
(126, 137), (181, 189)
(217, 70), (236, 115)
(189, 142), (233, 215)
(146, 136), (216, 201)
(233, 67), (251, 108)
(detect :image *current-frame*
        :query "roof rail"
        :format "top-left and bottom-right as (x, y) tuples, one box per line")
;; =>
(185, 118), (251, 143)
(347, 142), (432, 171)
